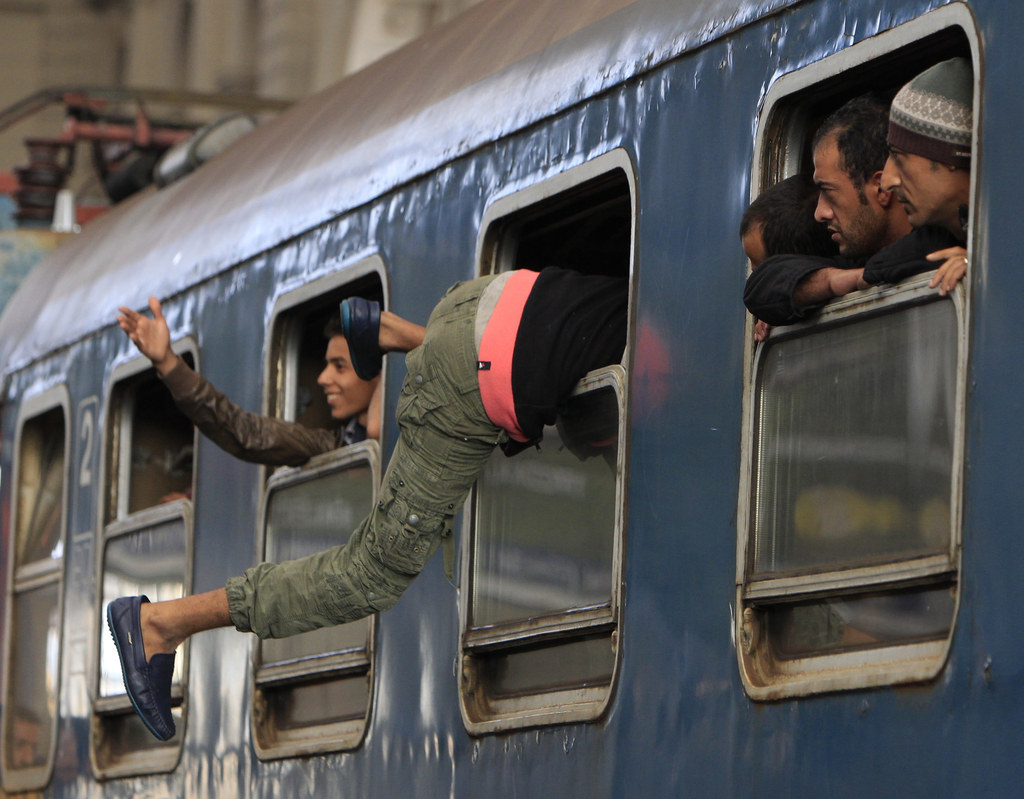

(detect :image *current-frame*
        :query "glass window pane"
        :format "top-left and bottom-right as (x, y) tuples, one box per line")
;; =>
(4, 583), (60, 771)
(263, 676), (370, 731)
(261, 464), (374, 666)
(96, 708), (184, 760)
(16, 408), (65, 566)
(754, 300), (956, 576)
(472, 386), (619, 628)
(99, 519), (187, 697)
(764, 583), (955, 658)
(126, 379), (193, 514)
(477, 634), (615, 698)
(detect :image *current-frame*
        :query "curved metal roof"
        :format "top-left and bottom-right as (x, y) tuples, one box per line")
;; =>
(0, 0), (795, 378)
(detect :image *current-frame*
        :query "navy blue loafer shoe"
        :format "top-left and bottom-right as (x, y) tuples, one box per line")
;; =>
(106, 595), (176, 741)
(340, 297), (382, 381)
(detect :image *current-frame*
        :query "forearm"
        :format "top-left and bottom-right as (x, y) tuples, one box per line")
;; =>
(153, 351), (179, 377)
(793, 267), (866, 306)
(744, 254), (855, 326)
(161, 360), (338, 466)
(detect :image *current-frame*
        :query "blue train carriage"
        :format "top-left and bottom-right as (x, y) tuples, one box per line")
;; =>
(0, 0), (1014, 796)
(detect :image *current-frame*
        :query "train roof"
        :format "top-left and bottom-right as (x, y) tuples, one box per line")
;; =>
(0, 0), (796, 380)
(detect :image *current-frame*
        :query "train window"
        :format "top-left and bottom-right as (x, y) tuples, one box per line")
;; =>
(739, 283), (964, 697)
(1, 393), (68, 793)
(252, 445), (379, 757)
(103, 354), (196, 522)
(461, 152), (634, 733)
(255, 262), (386, 758)
(92, 351), (196, 776)
(267, 263), (385, 432)
(738, 10), (975, 699)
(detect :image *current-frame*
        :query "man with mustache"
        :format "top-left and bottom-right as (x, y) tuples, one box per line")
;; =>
(882, 57), (972, 294)
(745, 62), (971, 328)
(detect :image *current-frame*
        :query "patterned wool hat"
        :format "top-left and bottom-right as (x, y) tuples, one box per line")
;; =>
(888, 57), (973, 169)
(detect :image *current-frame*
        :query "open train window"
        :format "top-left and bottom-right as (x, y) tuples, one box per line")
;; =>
(253, 259), (385, 757)
(1, 390), (68, 793)
(460, 151), (634, 733)
(267, 260), (385, 434)
(737, 8), (976, 700)
(92, 347), (197, 777)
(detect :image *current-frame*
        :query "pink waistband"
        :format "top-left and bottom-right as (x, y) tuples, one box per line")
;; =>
(477, 270), (539, 442)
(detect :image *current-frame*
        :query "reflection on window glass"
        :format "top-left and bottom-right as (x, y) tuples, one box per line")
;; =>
(478, 635), (615, 698)
(754, 301), (956, 576)
(6, 405), (65, 781)
(263, 676), (370, 731)
(125, 379), (193, 514)
(261, 464), (374, 666)
(765, 584), (955, 659)
(99, 519), (187, 697)
(98, 709), (184, 760)
(16, 408), (65, 566)
(4, 584), (60, 770)
(473, 386), (618, 628)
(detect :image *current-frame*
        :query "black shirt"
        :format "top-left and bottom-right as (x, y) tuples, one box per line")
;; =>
(506, 267), (628, 450)
(744, 226), (963, 326)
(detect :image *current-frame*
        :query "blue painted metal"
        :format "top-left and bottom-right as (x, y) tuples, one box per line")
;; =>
(2, 0), (1020, 796)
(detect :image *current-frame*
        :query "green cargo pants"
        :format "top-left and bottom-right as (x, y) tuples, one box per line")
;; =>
(225, 276), (506, 638)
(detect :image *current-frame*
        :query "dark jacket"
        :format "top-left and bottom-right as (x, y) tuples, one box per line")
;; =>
(744, 226), (962, 326)
(162, 359), (360, 467)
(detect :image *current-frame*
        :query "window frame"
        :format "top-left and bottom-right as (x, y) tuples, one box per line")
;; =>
(1, 386), (70, 793)
(251, 442), (381, 758)
(737, 6), (979, 701)
(459, 149), (636, 734)
(264, 253), (389, 425)
(91, 344), (197, 778)
(253, 255), (388, 758)
(738, 277), (967, 698)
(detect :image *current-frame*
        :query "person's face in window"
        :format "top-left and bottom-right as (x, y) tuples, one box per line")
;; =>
(813, 136), (890, 258)
(317, 335), (379, 423)
(11, 713), (43, 768)
(882, 147), (970, 234)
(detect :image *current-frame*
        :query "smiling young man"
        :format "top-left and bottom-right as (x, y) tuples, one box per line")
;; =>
(117, 296), (401, 464)
(109, 267), (628, 742)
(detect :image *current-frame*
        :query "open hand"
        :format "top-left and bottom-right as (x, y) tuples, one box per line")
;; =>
(117, 296), (178, 375)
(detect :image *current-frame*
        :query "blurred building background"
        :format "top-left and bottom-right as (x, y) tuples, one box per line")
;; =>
(0, 0), (482, 311)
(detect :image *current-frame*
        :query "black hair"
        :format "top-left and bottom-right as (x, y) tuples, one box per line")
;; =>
(740, 173), (837, 259)
(811, 94), (891, 192)
(323, 311), (345, 339)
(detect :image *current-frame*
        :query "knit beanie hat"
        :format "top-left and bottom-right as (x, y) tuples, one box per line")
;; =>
(888, 57), (973, 169)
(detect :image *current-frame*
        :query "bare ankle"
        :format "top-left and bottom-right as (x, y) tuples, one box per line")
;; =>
(140, 602), (181, 659)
